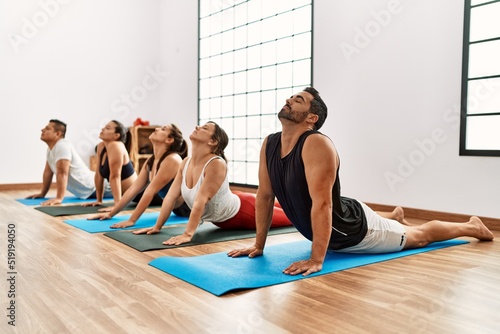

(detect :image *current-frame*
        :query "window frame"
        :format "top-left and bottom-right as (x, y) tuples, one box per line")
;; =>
(460, 0), (500, 156)
(197, 0), (314, 186)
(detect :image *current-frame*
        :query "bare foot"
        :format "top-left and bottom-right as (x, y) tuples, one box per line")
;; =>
(393, 206), (411, 226)
(469, 216), (494, 241)
(377, 207), (411, 225)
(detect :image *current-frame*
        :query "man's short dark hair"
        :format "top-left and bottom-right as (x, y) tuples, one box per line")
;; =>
(50, 119), (67, 138)
(304, 87), (328, 130)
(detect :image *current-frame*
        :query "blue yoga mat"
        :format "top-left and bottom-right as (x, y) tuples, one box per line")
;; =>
(16, 196), (112, 206)
(63, 212), (188, 233)
(149, 239), (469, 296)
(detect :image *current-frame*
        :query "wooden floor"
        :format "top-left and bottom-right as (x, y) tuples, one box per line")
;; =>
(1, 189), (499, 334)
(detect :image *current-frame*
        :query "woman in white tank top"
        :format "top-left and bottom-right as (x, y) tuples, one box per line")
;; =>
(134, 121), (291, 246)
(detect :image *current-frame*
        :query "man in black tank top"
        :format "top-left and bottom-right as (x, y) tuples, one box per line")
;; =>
(228, 87), (494, 276)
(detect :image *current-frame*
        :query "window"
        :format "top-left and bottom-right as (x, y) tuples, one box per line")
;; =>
(460, 0), (500, 156)
(198, 0), (313, 185)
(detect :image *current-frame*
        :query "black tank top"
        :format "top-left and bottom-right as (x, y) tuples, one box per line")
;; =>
(266, 131), (367, 250)
(98, 147), (135, 181)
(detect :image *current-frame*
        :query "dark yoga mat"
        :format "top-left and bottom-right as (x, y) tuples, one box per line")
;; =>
(35, 203), (137, 217)
(149, 239), (470, 296)
(104, 224), (298, 251)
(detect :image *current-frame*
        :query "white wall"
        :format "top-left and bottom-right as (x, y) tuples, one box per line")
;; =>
(314, 0), (500, 218)
(1, 0), (498, 218)
(0, 0), (197, 185)
(158, 0), (198, 138)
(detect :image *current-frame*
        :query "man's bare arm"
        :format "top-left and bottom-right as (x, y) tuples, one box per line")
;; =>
(283, 134), (337, 276)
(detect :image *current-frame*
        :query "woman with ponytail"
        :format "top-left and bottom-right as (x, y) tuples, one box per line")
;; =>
(134, 121), (292, 246)
(83, 120), (137, 210)
(88, 123), (191, 226)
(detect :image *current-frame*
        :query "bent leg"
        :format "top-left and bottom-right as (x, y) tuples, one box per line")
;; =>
(214, 191), (257, 230)
(376, 206), (411, 226)
(215, 191), (292, 230)
(403, 216), (494, 249)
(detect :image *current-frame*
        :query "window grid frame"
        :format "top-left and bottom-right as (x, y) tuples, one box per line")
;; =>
(198, 0), (313, 186)
(460, 0), (500, 156)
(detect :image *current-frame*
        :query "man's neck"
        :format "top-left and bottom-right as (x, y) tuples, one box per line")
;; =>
(280, 123), (314, 157)
(46, 137), (62, 150)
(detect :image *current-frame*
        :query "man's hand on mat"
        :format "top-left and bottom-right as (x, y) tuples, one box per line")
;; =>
(110, 220), (136, 229)
(163, 234), (192, 246)
(227, 245), (263, 258)
(81, 201), (102, 207)
(41, 198), (63, 206)
(133, 227), (160, 235)
(283, 259), (322, 276)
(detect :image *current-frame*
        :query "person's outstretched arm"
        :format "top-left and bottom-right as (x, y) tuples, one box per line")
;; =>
(106, 141), (125, 205)
(41, 159), (70, 206)
(83, 143), (105, 207)
(282, 134), (337, 276)
(133, 158), (185, 235)
(160, 158), (226, 246)
(87, 161), (148, 221)
(26, 162), (53, 199)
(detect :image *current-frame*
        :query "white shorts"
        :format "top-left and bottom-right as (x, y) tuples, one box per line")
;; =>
(335, 202), (407, 254)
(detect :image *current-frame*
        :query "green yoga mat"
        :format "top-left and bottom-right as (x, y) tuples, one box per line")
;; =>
(34, 203), (136, 217)
(104, 224), (298, 251)
(149, 239), (470, 296)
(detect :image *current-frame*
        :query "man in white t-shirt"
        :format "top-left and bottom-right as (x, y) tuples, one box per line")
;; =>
(27, 119), (110, 205)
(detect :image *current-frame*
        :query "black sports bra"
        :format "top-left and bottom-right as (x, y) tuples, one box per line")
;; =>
(98, 147), (135, 180)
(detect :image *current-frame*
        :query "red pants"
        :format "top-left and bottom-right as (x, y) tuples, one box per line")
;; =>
(214, 191), (292, 230)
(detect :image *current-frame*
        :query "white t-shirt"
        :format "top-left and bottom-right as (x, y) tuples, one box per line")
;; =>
(46, 139), (96, 199)
(181, 156), (240, 223)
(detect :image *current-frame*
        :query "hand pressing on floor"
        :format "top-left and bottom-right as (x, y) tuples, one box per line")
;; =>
(133, 226), (161, 235)
(110, 219), (136, 229)
(162, 233), (193, 246)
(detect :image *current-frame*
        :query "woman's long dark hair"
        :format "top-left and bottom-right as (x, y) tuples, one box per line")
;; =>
(168, 123), (188, 159)
(208, 121), (228, 162)
(111, 120), (131, 152)
(147, 123), (188, 172)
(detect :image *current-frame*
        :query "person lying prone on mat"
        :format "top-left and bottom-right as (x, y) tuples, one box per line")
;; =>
(87, 124), (191, 225)
(82, 120), (137, 212)
(133, 121), (292, 245)
(227, 87), (494, 276)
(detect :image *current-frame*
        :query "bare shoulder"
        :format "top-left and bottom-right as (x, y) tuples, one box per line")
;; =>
(205, 156), (227, 171)
(302, 133), (338, 172)
(303, 133), (336, 153)
(259, 136), (269, 156)
(159, 152), (183, 167)
(107, 141), (124, 151)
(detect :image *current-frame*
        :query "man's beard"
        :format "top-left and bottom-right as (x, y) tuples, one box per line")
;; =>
(278, 108), (307, 124)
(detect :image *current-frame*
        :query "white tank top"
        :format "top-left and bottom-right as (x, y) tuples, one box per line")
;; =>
(181, 156), (240, 223)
